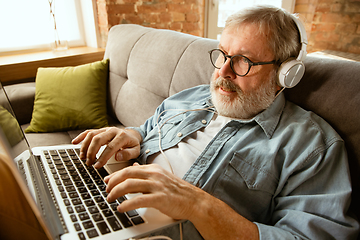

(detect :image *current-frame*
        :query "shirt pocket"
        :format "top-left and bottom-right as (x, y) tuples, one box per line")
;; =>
(211, 152), (278, 222)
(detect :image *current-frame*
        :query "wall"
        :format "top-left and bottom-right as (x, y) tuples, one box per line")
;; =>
(96, 0), (360, 54)
(295, 0), (360, 54)
(95, 0), (204, 48)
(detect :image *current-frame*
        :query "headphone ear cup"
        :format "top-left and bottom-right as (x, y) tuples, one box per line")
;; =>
(277, 58), (305, 88)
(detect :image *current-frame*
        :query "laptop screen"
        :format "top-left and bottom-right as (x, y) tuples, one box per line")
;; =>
(0, 83), (30, 159)
(0, 83), (63, 239)
(0, 82), (59, 239)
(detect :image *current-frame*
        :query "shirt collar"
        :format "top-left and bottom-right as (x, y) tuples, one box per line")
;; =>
(206, 93), (286, 139)
(253, 93), (285, 139)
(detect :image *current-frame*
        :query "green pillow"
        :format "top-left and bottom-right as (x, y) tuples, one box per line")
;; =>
(25, 59), (109, 133)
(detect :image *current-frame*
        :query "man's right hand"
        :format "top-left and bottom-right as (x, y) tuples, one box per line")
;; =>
(72, 127), (142, 169)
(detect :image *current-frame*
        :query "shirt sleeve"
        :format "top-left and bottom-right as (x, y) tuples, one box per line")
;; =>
(255, 139), (359, 240)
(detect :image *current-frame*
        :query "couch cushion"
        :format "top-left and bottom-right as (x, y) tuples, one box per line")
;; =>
(25, 59), (109, 133)
(22, 115), (124, 148)
(104, 24), (218, 127)
(22, 123), (82, 148)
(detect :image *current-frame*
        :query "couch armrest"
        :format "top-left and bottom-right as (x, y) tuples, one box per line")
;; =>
(4, 82), (35, 125)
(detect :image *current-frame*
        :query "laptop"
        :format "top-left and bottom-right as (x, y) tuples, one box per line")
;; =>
(0, 82), (180, 240)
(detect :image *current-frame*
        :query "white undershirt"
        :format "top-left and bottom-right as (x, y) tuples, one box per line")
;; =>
(147, 115), (233, 178)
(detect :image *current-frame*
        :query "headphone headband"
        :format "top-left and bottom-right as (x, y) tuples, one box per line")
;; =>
(277, 15), (308, 89)
(290, 15), (308, 61)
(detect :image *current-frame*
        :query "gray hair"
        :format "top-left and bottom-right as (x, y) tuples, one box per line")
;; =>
(224, 6), (301, 64)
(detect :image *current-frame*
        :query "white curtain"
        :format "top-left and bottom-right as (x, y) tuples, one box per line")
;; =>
(0, 0), (84, 52)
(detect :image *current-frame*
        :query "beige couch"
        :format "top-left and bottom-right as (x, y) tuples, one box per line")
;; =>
(4, 24), (360, 231)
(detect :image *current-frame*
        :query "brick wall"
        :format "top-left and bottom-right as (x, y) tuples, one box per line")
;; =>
(96, 0), (204, 48)
(96, 0), (360, 55)
(295, 0), (360, 54)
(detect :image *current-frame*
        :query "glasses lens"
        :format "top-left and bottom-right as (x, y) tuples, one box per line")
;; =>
(210, 49), (224, 69)
(231, 55), (250, 76)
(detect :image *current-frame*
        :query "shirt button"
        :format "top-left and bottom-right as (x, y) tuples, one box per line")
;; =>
(177, 132), (183, 137)
(201, 119), (207, 124)
(145, 149), (150, 154)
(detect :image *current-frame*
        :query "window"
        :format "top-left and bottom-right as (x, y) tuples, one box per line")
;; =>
(205, 0), (296, 40)
(0, 0), (99, 54)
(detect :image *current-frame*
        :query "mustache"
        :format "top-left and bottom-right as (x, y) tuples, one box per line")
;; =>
(212, 77), (242, 93)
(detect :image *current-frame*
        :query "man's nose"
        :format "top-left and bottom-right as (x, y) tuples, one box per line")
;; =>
(218, 58), (236, 79)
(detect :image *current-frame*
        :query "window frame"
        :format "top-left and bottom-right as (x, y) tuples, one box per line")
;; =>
(204, 0), (296, 40)
(0, 0), (100, 55)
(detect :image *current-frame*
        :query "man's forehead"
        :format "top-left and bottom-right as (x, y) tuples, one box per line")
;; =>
(219, 24), (274, 61)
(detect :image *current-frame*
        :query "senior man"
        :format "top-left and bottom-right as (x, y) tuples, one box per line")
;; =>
(73, 6), (359, 240)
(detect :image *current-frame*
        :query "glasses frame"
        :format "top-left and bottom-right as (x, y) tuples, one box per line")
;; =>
(209, 49), (276, 77)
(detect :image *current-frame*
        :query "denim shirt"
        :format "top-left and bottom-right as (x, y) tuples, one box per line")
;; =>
(133, 85), (359, 240)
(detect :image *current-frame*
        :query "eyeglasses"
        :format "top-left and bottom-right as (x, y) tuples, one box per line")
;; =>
(208, 49), (276, 77)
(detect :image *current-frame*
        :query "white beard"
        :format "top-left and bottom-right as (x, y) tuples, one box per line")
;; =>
(210, 74), (278, 119)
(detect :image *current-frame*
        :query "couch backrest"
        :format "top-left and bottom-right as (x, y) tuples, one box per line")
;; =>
(105, 24), (360, 221)
(104, 24), (218, 127)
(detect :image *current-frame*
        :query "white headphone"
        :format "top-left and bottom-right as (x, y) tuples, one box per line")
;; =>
(277, 15), (308, 88)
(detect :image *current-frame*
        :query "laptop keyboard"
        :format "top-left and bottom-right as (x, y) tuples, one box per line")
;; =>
(44, 148), (145, 240)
